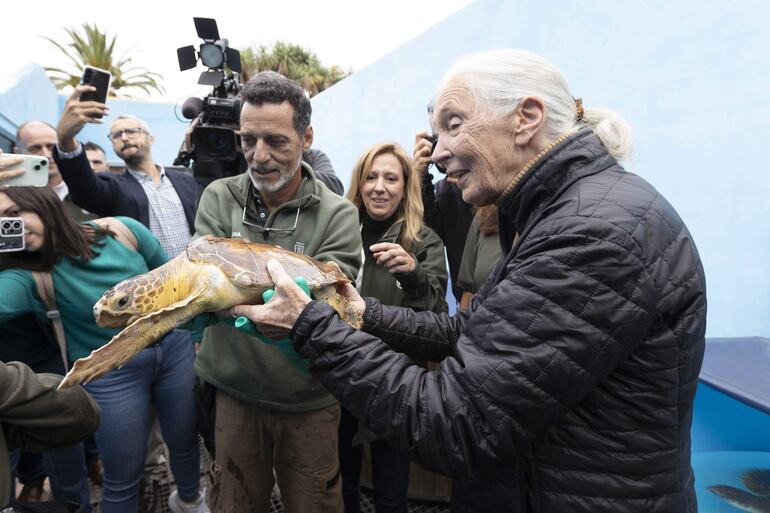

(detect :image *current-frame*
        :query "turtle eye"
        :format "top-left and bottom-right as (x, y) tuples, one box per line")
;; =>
(116, 296), (129, 309)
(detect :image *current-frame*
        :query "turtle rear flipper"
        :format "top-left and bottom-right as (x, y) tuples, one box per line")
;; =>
(744, 469), (770, 498)
(59, 294), (207, 390)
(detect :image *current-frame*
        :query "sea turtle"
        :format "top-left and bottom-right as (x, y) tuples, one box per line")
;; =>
(58, 235), (361, 390)
(709, 468), (770, 513)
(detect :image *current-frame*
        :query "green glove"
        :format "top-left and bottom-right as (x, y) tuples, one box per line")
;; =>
(226, 277), (311, 371)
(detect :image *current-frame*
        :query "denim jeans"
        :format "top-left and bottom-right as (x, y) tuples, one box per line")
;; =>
(339, 407), (410, 513)
(9, 446), (91, 511)
(84, 329), (200, 513)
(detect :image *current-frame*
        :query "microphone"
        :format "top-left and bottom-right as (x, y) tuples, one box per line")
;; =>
(181, 97), (204, 120)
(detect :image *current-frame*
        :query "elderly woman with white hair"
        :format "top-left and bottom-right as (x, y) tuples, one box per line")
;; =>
(232, 49), (706, 513)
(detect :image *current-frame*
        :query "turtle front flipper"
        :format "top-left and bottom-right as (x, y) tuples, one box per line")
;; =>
(313, 285), (363, 329)
(59, 294), (207, 390)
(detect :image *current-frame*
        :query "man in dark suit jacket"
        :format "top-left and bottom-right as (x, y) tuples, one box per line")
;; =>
(54, 85), (200, 258)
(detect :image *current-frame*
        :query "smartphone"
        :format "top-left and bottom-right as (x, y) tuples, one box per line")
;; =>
(0, 217), (24, 253)
(79, 66), (112, 118)
(1, 155), (49, 187)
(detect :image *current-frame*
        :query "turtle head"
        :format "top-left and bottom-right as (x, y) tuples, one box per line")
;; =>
(94, 271), (178, 328)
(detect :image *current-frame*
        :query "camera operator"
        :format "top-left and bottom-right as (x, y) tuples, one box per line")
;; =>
(413, 122), (474, 306)
(303, 147), (344, 195)
(193, 71), (361, 513)
(54, 86), (200, 258)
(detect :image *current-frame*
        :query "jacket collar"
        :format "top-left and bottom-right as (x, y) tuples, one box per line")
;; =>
(497, 129), (617, 251)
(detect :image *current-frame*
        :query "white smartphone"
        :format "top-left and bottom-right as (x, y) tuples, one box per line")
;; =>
(1, 154), (50, 187)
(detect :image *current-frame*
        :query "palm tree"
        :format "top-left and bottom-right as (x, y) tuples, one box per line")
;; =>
(239, 42), (350, 97)
(44, 23), (165, 98)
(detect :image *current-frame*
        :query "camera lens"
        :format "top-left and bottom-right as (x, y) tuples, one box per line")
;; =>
(205, 129), (235, 158)
(11, 220), (21, 231)
(34, 165), (41, 171)
(1, 221), (9, 231)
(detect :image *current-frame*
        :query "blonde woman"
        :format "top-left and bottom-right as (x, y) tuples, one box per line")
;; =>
(341, 142), (447, 512)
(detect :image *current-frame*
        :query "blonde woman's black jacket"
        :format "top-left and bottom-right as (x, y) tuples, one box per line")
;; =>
(358, 219), (448, 314)
(290, 130), (706, 513)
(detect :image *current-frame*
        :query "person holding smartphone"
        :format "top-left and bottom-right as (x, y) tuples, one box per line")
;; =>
(54, 85), (200, 259)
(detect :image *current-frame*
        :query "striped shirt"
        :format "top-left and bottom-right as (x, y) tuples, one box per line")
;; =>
(126, 167), (191, 257)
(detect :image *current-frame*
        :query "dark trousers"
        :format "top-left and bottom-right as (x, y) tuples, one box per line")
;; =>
(16, 452), (46, 485)
(339, 407), (410, 513)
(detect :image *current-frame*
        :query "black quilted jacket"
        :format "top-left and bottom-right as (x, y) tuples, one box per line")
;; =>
(292, 130), (706, 513)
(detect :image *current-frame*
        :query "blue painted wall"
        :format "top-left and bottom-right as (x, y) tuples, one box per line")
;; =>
(310, 0), (770, 338)
(0, 64), (187, 165)
(1, 0), (768, 337)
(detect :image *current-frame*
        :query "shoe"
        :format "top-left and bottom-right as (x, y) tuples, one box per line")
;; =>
(168, 489), (209, 513)
(87, 457), (104, 486)
(17, 480), (46, 502)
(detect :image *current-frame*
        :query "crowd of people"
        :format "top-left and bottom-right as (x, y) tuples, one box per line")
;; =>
(0, 48), (705, 513)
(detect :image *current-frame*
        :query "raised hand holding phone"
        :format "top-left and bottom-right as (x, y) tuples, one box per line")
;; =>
(56, 83), (111, 152)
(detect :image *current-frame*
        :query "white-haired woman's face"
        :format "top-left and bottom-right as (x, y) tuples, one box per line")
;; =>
(432, 80), (520, 207)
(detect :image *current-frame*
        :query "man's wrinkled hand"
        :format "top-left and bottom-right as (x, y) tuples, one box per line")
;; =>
(56, 85), (109, 151)
(230, 259), (312, 339)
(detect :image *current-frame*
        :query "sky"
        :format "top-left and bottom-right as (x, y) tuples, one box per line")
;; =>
(4, 0), (473, 104)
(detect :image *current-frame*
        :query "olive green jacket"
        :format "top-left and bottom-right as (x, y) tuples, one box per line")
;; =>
(358, 220), (448, 314)
(1, 362), (100, 507)
(193, 165), (362, 412)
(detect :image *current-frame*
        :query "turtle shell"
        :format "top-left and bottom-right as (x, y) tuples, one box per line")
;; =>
(186, 235), (350, 290)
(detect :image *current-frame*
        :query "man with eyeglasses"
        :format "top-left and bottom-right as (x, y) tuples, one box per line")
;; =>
(53, 85), (200, 259)
(193, 71), (361, 513)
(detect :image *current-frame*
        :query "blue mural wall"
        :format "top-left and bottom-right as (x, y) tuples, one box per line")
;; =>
(1, 0), (768, 339)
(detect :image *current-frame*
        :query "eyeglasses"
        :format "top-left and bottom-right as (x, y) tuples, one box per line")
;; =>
(241, 178), (305, 235)
(107, 128), (147, 141)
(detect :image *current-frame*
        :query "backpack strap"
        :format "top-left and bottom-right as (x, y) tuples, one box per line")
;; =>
(93, 217), (138, 251)
(31, 271), (69, 371)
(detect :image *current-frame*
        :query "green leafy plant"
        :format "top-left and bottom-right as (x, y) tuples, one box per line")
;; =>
(44, 23), (165, 98)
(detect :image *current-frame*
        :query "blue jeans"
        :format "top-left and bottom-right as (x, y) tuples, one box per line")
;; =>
(9, 446), (91, 511)
(84, 329), (200, 513)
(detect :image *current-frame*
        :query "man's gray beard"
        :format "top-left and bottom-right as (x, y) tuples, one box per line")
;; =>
(249, 158), (302, 193)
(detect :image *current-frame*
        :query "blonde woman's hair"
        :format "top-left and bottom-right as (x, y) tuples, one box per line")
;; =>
(347, 142), (424, 252)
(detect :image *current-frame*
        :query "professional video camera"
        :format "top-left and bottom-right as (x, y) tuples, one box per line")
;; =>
(174, 17), (247, 188)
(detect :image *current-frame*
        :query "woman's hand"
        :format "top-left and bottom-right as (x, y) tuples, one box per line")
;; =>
(370, 242), (416, 275)
(230, 259), (312, 340)
(0, 151), (24, 190)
